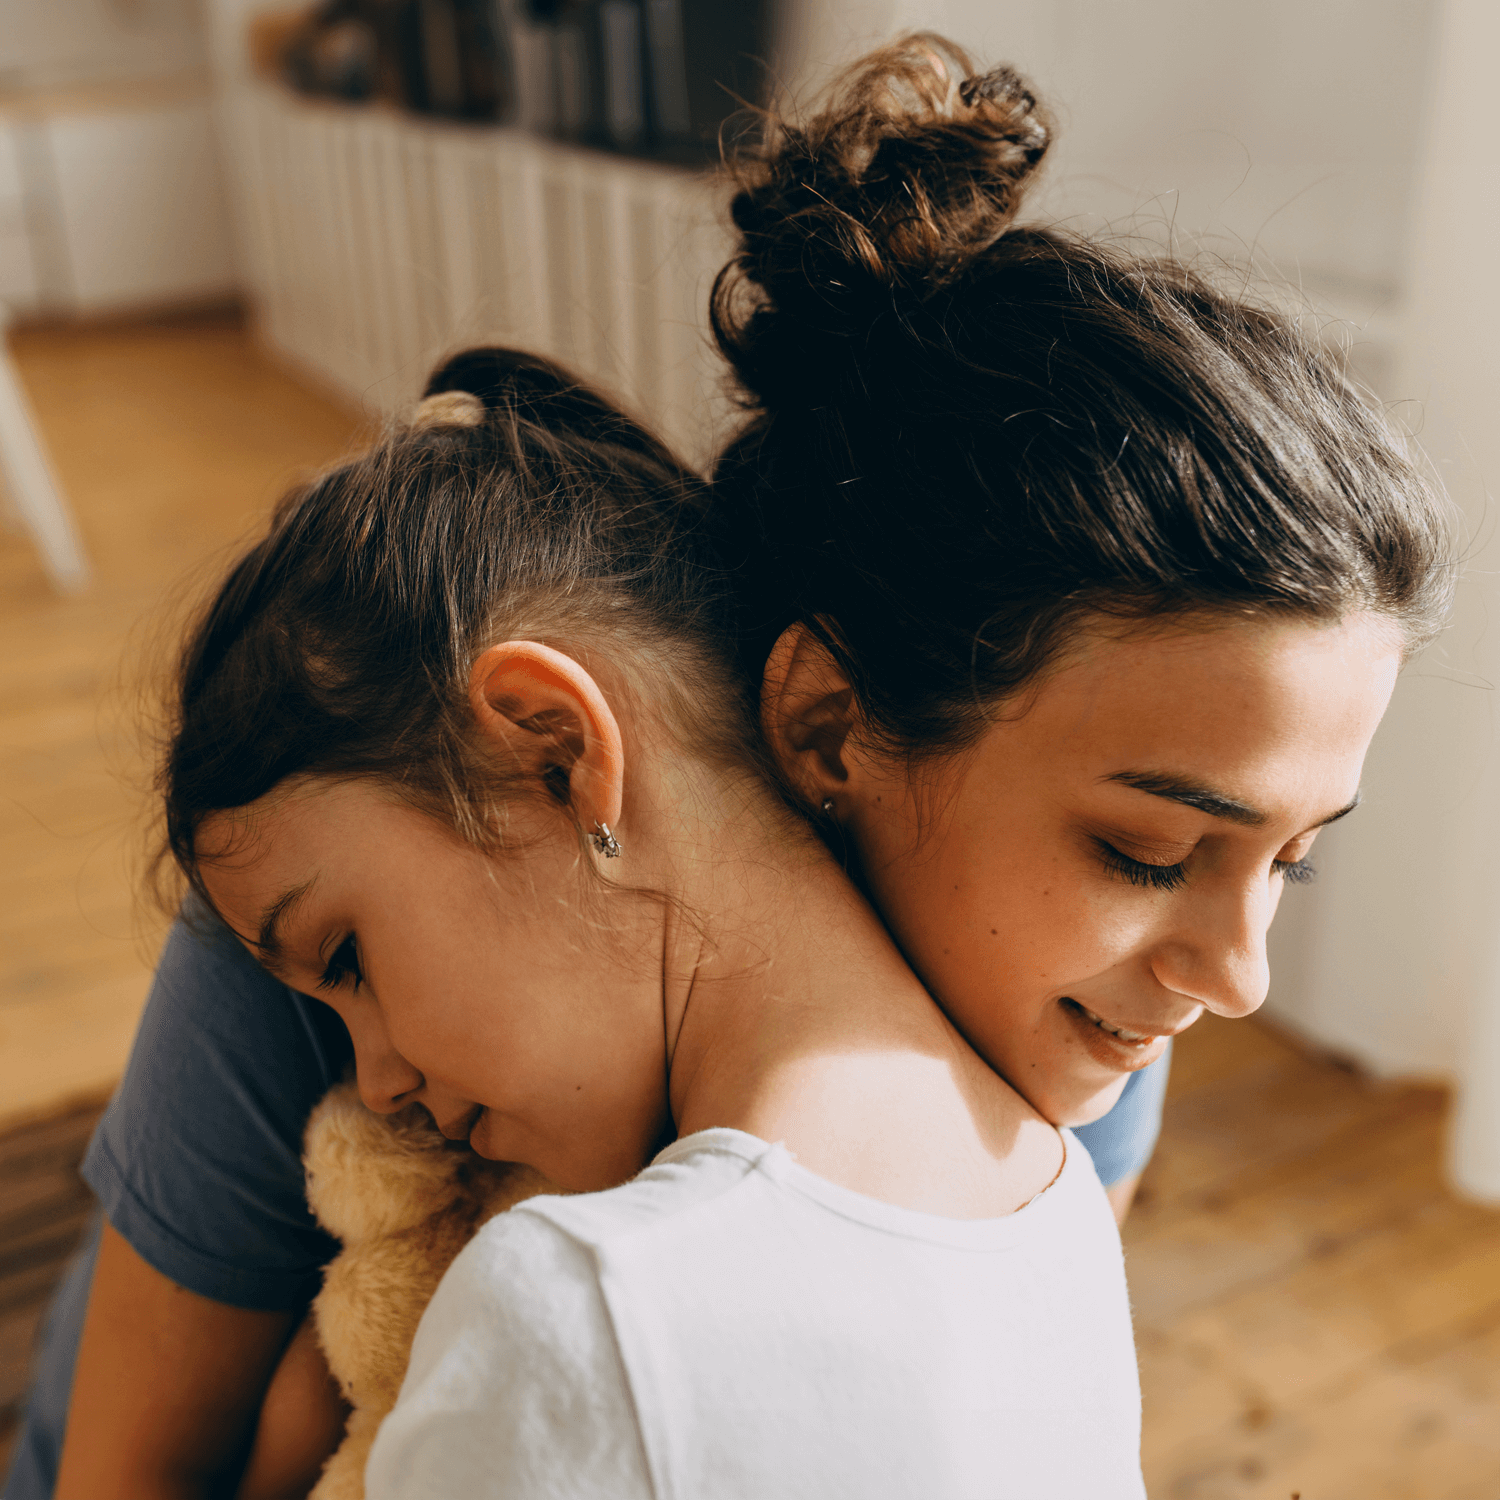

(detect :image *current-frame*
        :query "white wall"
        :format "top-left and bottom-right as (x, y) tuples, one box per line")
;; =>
(0, 0), (207, 91)
(1274, 0), (1500, 1199)
(789, 0), (1437, 321)
(49, 97), (237, 313)
(0, 127), (38, 308)
(0, 0), (234, 319)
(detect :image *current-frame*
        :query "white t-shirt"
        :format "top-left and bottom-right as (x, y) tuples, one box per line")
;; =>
(366, 1127), (1144, 1500)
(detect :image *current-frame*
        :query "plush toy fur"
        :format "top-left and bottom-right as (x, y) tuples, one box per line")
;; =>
(303, 1081), (556, 1500)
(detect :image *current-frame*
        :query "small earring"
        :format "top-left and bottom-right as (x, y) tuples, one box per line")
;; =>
(821, 798), (835, 816)
(589, 821), (622, 858)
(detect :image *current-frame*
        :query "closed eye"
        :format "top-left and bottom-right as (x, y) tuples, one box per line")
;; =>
(1273, 856), (1316, 885)
(1093, 839), (1189, 893)
(318, 933), (363, 992)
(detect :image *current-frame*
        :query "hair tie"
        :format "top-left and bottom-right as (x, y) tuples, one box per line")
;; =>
(412, 390), (486, 431)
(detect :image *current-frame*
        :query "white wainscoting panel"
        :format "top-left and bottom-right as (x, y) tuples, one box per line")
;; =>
(221, 83), (735, 468)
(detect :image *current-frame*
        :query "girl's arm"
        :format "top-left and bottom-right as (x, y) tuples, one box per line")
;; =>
(55, 1223), (294, 1499)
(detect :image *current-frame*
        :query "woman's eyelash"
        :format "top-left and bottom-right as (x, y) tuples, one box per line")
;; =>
(1096, 836), (1317, 891)
(1273, 856), (1317, 885)
(1093, 840), (1189, 893)
(318, 934), (363, 992)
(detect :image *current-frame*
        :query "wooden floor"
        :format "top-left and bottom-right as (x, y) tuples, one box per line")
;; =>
(2, 317), (1498, 1494)
(0, 311), (362, 1133)
(1128, 1014), (1500, 1498)
(0, 1100), (103, 1473)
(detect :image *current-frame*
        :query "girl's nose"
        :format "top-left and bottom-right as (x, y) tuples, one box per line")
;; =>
(1150, 882), (1271, 1020)
(346, 1016), (426, 1113)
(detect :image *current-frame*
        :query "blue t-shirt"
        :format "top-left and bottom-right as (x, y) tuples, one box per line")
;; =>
(4, 903), (1167, 1500)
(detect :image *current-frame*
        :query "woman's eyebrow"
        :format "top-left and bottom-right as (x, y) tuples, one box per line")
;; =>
(1104, 770), (1361, 829)
(255, 880), (316, 972)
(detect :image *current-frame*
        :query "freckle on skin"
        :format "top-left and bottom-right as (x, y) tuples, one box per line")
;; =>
(991, 929), (997, 935)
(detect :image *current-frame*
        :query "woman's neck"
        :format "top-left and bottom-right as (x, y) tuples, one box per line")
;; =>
(652, 796), (1063, 1220)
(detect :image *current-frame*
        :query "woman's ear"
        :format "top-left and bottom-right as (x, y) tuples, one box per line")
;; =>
(760, 625), (857, 809)
(468, 642), (624, 836)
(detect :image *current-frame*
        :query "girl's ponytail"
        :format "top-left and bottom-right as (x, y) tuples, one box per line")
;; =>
(421, 347), (682, 470)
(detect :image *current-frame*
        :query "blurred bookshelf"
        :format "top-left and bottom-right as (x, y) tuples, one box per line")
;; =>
(255, 1), (773, 163)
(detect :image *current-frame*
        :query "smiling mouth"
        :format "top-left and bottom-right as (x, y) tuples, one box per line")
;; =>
(1061, 998), (1158, 1047)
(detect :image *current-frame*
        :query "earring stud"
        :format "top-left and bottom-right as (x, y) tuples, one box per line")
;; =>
(590, 821), (622, 858)
(821, 798), (835, 815)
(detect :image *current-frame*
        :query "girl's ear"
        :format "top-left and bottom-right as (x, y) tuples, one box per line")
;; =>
(468, 642), (624, 836)
(760, 625), (857, 809)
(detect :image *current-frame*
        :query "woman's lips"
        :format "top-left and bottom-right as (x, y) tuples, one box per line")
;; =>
(1059, 997), (1173, 1072)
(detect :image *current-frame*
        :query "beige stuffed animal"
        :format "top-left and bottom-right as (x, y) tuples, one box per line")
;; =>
(302, 1080), (556, 1500)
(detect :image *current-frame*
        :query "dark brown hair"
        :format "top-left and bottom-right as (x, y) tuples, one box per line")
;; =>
(711, 35), (1452, 759)
(161, 349), (746, 893)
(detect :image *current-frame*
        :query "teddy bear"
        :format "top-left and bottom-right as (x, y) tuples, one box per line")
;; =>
(302, 1080), (557, 1500)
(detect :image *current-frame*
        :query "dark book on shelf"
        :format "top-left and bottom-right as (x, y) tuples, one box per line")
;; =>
(643, 0), (768, 160)
(599, 0), (647, 150)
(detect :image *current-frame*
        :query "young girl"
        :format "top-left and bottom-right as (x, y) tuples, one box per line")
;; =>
(15, 33), (1448, 1500)
(168, 358), (1145, 1498)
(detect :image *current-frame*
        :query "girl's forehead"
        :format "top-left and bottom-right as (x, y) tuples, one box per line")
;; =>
(194, 783), (391, 908)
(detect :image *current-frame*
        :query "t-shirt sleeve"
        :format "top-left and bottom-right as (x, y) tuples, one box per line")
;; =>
(366, 1208), (656, 1500)
(81, 896), (354, 1311)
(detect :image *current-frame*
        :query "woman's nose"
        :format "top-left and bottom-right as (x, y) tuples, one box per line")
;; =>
(1150, 882), (1271, 1020)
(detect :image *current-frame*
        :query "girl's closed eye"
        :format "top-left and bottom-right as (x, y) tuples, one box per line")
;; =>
(319, 933), (363, 992)
(1272, 855), (1317, 885)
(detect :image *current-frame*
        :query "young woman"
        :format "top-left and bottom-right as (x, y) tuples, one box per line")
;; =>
(11, 33), (1448, 1500)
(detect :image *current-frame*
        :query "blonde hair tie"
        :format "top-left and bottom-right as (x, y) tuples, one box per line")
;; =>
(412, 390), (486, 431)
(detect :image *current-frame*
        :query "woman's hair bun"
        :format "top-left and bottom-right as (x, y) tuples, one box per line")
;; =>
(714, 33), (1052, 399)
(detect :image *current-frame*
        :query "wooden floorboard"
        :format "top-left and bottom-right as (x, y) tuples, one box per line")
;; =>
(3, 316), (1498, 1495)
(0, 1099), (104, 1477)
(1130, 1013), (1500, 1498)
